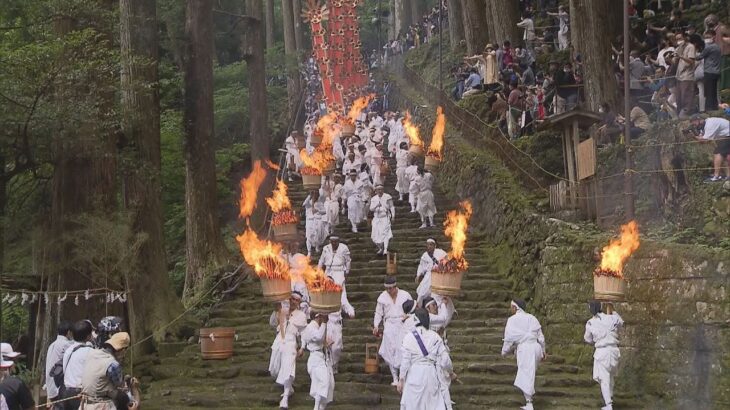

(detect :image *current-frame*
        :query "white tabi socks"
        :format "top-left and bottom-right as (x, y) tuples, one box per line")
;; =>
(428, 216), (434, 226)
(520, 393), (533, 410)
(389, 365), (399, 386)
(600, 377), (613, 410)
(383, 238), (389, 254)
(280, 379), (293, 408)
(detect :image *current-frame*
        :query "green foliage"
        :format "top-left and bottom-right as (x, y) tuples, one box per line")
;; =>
(0, 303), (29, 344)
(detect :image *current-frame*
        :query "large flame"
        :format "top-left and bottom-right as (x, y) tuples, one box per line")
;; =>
(427, 106), (446, 159)
(266, 179), (293, 213)
(302, 261), (342, 292)
(300, 148), (335, 175)
(347, 94), (375, 123)
(435, 200), (473, 273)
(317, 111), (340, 147)
(403, 111), (424, 148)
(596, 221), (640, 278)
(239, 160), (267, 219)
(266, 179), (299, 226)
(235, 227), (290, 280)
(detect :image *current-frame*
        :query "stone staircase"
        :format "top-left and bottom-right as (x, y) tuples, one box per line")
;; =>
(141, 155), (640, 409)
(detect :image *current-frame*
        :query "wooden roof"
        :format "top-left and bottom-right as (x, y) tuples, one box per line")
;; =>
(538, 109), (603, 130)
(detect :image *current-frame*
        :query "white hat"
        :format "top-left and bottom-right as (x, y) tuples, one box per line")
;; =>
(1, 343), (20, 360)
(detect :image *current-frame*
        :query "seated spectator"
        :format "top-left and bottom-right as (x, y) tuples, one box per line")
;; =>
(462, 68), (483, 97)
(597, 102), (622, 146)
(554, 62), (578, 114)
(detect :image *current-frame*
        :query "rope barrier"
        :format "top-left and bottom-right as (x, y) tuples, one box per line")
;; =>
(37, 394), (82, 408)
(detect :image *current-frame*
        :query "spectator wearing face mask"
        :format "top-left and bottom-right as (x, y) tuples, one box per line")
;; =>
(674, 31), (697, 118)
(695, 30), (722, 112)
(703, 15), (729, 93)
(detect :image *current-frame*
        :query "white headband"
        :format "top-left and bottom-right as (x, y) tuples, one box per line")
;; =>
(425, 299), (437, 309)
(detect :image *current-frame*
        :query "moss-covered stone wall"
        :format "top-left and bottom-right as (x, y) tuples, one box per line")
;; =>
(389, 73), (730, 407)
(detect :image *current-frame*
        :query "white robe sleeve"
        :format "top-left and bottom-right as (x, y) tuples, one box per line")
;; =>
(373, 299), (384, 329)
(340, 286), (355, 318)
(416, 254), (431, 279)
(343, 246), (351, 273)
(317, 247), (328, 268)
(399, 335), (415, 381)
(584, 320), (595, 345)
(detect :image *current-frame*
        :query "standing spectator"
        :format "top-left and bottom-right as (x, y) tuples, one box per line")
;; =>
(690, 115), (730, 182)
(547, 6), (570, 50)
(519, 63), (536, 87)
(555, 62), (578, 114)
(622, 50), (652, 109)
(507, 82), (525, 139)
(45, 321), (73, 409)
(81, 332), (138, 410)
(674, 31), (697, 118)
(696, 30), (721, 111)
(517, 13), (536, 50)
(0, 343), (34, 410)
(502, 41), (514, 71)
(61, 320), (95, 410)
(704, 15), (730, 93)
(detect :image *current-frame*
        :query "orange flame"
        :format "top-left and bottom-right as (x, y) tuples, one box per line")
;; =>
(597, 221), (640, 278)
(266, 179), (293, 213)
(235, 227), (290, 280)
(302, 261), (343, 292)
(317, 111), (340, 147)
(347, 94), (375, 123)
(403, 111), (424, 148)
(239, 160), (267, 219)
(441, 200), (473, 271)
(265, 159), (280, 171)
(300, 148), (335, 175)
(427, 106), (446, 159)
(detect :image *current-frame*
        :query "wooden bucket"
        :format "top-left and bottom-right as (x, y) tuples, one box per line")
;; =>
(199, 327), (235, 360)
(424, 155), (440, 172)
(386, 252), (397, 275)
(342, 124), (356, 137)
(430, 270), (463, 297)
(302, 174), (321, 189)
(593, 276), (626, 302)
(296, 136), (306, 149)
(310, 132), (323, 147)
(310, 290), (342, 313)
(272, 223), (298, 241)
(260, 277), (291, 302)
(364, 343), (379, 374)
(322, 162), (336, 176)
(408, 144), (425, 157)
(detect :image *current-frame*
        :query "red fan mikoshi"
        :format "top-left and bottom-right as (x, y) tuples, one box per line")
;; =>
(593, 221), (640, 302)
(431, 201), (472, 297)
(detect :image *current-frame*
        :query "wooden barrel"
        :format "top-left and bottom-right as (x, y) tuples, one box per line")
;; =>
(386, 252), (397, 275)
(260, 277), (291, 302)
(408, 144), (425, 157)
(200, 327), (235, 360)
(342, 124), (356, 137)
(302, 174), (321, 189)
(272, 223), (298, 241)
(430, 270), (463, 297)
(593, 276), (626, 302)
(310, 133), (322, 147)
(322, 162), (336, 176)
(310, 290), (342, 313)
(364, 343), (379, 374)
(296, 136), (306, 149)
(424, 155), (440, 172)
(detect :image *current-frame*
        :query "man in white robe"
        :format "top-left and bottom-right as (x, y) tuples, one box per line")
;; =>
(317, 236), (351, 286)
(405, 160), (421, 213)
(284, 131), (302, 181)
(417, 168), (437, 228)
(501, 299), (546, 410)
(395, 143), (410, 201)
(327, 286), (355, 374)
(416, 239), (448, 304)
(303, 190), (328, 256)
(341, 152), (361, 178)
(372, 276), (413, 386)
(301, 313), (334, 410)
(422, 298), (456, 408)
(342, 170), (365, 232)
(584, 301), (624, 410)
(369, 185), (395, 256)
(269, 291), (308, 408)
(398, 308), (453, 410)
(283, 242), (310, 315)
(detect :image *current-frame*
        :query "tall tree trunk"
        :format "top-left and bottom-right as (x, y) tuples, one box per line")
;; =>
(243, 0), (274, 229)
(447, 0), (464, 51)
(387, 0), (395, 40)
(395, 0), (412, 38)
(120, 0), (183, 347)
(569, 0), (621, 111)
(281, 0), (300, 119)
(410, 0), (423, 22)
(265, 0), (275, 48)
(462, 0), (488, 55)
(485, 0), (520, 47)
(183, 0), (229, 296)
(292, 0), (304, 52)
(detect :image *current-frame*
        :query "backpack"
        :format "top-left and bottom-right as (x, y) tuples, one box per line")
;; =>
(48, 344), (88, 388)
